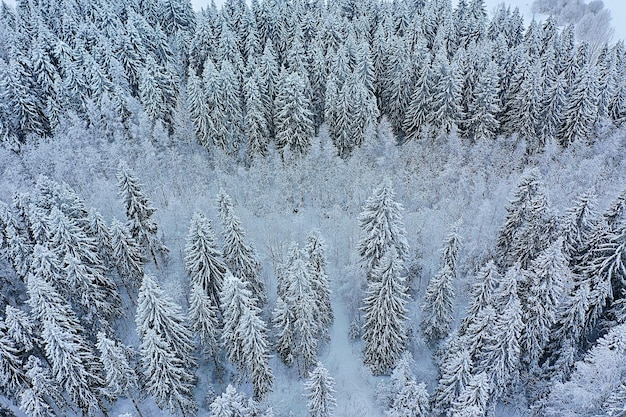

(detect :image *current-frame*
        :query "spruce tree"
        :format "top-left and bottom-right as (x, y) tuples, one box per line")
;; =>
(96, 331), (138, 399)
(305, 231), (333, 339)
(558, 62), (599, 147)
(238, 302), (274, 400)
(110, 218), (145, 292)
(185, 212), (227, 310)
(304, 362), (337, 417)
(521, 239), (568, 368)
(362, 253), (409, 375)
(136, 274), (195, 362)
(27, 271), (104, 415)
(274, 70), (314, 157)
(189, 283), (219, 355)
(117, 167), (167, 264)
(357, 181), (409, 283)
(221, 271), (256, 372)
(217, 190), (265, 306)
(140, 328), (197, 416)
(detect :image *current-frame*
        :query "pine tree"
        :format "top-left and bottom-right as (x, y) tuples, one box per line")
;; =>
(358, 181), (409, 283)
(362, 253), (409, 375)
(217, 190), (265, 306)
(304, 362), (337, 417)
(117, 167), (167, 264)
(430, 57), (464, 135)
(138, 56), (164, 122)
(185, 212), (227, 310)
(19, 388), (53, 417)
(274, 70), (314, 157)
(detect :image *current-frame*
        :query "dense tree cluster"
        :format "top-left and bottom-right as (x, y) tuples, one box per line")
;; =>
(1, 0), (625, 156)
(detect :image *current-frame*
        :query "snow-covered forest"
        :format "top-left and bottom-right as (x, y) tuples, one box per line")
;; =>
(0, 0), (626, 416)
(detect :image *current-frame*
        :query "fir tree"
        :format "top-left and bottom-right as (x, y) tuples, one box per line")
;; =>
(362, 253), (409, 375)
(467, 60), (500, 141)
(304, 362), (337, 417)
(387, 379), (430, 417)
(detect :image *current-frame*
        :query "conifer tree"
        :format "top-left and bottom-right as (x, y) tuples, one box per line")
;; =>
(467, 60), (500, 141)
(140, 328), (197, 416)
(136, 274), (195, 362)
(362, 253), (409, 375)
(185, 212), (227, 310)
(558, 62), (599, 147)
(217, 190), (265, 306)
(521, 239), (568, 368)
(357, 181), (409, 283)
(387, 379), (430, 417)
(244, 69), (270, 160)
(481, 263), (524, 398)
(189, 283), (219, 355)
(421, 230), (459, 345)
(239, 302), (274, 400)
(5, 305), (35, 352)
(449, 372), (491, 417)
(305, 231), (333, 339)
(221, 271), (256, 372)
(274, 70), (314, 157)
(402, 65), (432, 141)
(304, 362), (337, 417)
(495, 168), (555, 269)
(96, 331), (138, 399)
(110, 218), (145, 291)
(433, 348), (473, 413)
(187, 71), (212, 147)
(117, 167), (167, 264)
(27, 270), (104, 415)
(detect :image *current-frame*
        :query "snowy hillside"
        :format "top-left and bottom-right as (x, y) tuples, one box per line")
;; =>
(1, 1), (626, 417)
